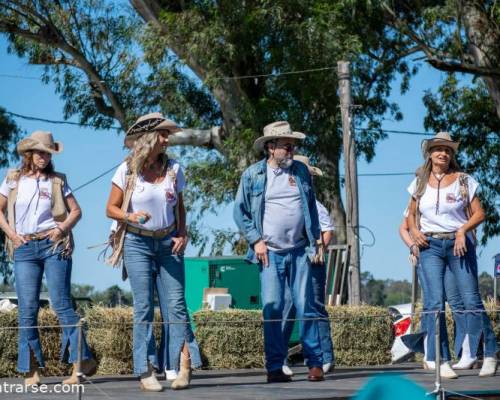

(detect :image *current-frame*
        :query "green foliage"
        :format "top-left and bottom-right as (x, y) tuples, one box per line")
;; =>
(478, 271), (494, 299)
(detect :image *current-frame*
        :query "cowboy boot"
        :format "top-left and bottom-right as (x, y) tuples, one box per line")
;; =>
(63, 358), (97, 385)
(171, 352), (191, 390)
(25, 352), (41, 387)
(139, 364), (163, 392)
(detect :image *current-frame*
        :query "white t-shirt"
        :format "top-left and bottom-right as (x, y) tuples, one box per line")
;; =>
(407, 175), (479, 233)
(111, 159), (186, 231)
(316, 200), (334, 232)
(0, 174), (72, 235)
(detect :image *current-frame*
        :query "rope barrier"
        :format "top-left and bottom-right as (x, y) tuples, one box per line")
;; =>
(0, 308), (497, 331)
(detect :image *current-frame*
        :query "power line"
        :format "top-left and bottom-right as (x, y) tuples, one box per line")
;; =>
(214, 66), (337, 80)
(5, 110), (122, 130)
(0, 73), (40, 81)
(73, 163), (122, 192)
(357, 127), (434, 136)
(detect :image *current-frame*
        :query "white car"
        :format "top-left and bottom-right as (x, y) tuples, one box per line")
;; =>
(388, 303), (414, 363)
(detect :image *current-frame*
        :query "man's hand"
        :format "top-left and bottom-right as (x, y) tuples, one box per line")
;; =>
(312, 241), (325, 265)
(172, 235), (188, 255)
(254, 240), (269, 267)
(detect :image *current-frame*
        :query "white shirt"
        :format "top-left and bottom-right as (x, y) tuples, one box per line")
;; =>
(407, 175), (479, 233)
(112, 159), (186, 231)
(316, 200), (334, 232)
(262, 166), (306, 251)
(0, 174), (72, 235)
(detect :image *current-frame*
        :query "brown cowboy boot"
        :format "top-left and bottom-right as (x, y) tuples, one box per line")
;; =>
(171, 352), (191, 390)
(63, 358), (97, 385)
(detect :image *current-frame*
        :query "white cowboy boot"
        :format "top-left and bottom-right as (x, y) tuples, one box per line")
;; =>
(171, 352), (191, 390)
(282, 364), (294, 376)
(478, 358), (497, 377)
(452, 335), (478, 369)
(440, 362), (458, 379)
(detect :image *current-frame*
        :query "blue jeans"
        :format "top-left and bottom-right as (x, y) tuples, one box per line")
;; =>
(260, 246), (323, 372)
(419, 235), (497, 361)
(123, 232), (201, 375)
(282, 263), (334, 365)
(14, 238), (92, 373)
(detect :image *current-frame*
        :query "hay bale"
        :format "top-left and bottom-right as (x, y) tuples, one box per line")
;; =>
(0, 310), (18, 377)
(328, 305), (393, 366)
(193, 309), (264, 368)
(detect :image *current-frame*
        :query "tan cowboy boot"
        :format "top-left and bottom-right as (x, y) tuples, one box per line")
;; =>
(171, 352), (191, 390)
(139, 364), (163, 392)
(63, 358), (97, 385)
(25, 353), (41, 387)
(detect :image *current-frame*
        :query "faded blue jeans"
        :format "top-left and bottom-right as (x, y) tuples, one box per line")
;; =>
(282, 262), (334, 365)
(419, 235), (497, 362)
(14, 238), (92, 373)
(123, 231), (201, 375)
(260, 245), (323, 372)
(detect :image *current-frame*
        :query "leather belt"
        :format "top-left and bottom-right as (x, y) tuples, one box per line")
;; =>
(21, 230), (52, 241)
(126, 224), (175, 239)
(426, 232), (456, 240)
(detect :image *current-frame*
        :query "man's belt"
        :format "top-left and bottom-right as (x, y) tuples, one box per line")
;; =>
(21, 229), (52, 241)
(126, 224), (176, 239)
(426, 232), (456, 240)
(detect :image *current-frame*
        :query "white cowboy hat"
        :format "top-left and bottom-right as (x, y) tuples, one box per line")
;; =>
(293, 155), (323, 176)
(421, 131), (459, 158)
(17, 131), (63, 155)
(253, 121), (306, 152)
(125, 112), (182, 148)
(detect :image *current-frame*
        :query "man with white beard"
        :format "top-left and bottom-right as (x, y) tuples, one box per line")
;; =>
(234, 121), (324, 383)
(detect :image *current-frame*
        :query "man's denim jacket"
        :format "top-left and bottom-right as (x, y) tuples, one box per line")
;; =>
(233, 158), (321, 263)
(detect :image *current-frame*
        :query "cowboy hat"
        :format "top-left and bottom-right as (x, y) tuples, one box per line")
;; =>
(293, 155), (323, 176)
(253, 121), (306, 152)
(125, 112), (182, 148)
(421, 131), (459, 157)
(17, 131), (63, 155)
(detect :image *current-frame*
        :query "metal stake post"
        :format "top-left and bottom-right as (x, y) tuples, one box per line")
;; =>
(76, 319), (83, 400)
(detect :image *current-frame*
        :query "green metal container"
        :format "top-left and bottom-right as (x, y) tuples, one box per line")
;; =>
(184, 256), (261, 314)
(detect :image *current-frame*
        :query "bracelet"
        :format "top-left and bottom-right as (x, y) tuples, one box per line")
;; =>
(124, 212), (130, 223)
(410, 244), (418, 252)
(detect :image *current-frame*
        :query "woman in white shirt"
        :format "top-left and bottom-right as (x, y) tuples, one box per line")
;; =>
(106, 113), (201, 391)
(0, 131), (95, 386)
(407, 132), (497, 378)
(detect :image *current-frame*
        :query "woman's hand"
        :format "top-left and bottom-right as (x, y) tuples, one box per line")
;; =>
(410, 228), (429, 248)
(127, 211), (151, 225)
(453, 229), (467, 257)
(171, 235), (188, 255)
(11, 233), (27, 249)
(254, 240), (269, 267)
(47, 226), (65, 242)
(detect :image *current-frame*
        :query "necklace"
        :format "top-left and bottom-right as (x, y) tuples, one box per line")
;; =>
(431, 171), (447, 215)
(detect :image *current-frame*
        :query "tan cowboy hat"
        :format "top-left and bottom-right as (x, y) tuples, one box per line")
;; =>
(17, 131), (63, 155)
(254, 121), (306, 152)
(421, 131), (459, 158)
(294, 155), (323, 176)
(125, 112), (182, 148)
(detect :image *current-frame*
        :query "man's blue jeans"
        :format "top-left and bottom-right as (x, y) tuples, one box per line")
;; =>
(260, 245), (323, 372)
(14, 238), (92, 373)
(282, 263), (334, 365)
(419, 235), (497, 361)
(123, 232), (201, 375)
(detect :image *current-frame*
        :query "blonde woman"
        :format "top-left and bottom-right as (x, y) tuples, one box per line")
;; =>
(407, 132), (497, 378)
(106, 113), (201, 391)
(0, 131), (95, 386)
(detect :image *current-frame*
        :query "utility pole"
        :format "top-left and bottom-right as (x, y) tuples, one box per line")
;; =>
(337, 61), (361, 305)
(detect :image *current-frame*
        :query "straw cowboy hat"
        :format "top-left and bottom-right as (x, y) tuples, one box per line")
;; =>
(125, 112), (182, 148)
(17, 131), (63, 155)
(421, 131), (459, 158)
(294, 155), (323, 176)
(254, 121), (306, 152)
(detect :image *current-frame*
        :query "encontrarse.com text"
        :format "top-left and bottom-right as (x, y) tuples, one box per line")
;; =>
(0, 382), (84, 394)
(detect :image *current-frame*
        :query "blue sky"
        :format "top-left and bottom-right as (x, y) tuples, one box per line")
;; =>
(0, 36), (498, 292)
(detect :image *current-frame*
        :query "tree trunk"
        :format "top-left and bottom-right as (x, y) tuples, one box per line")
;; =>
(462, 2), (500, 118)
